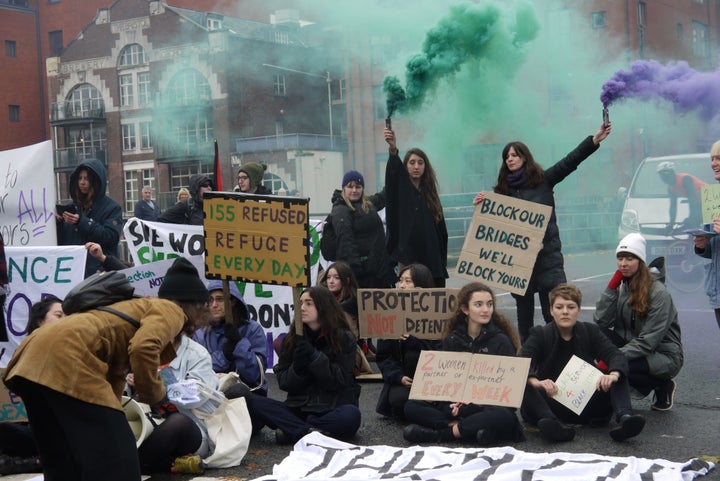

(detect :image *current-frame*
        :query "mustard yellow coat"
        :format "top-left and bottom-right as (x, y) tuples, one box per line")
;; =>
(4, 298), (185, 411)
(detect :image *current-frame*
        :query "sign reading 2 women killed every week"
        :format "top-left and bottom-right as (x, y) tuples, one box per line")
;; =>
(409, 351), (530, 408)
(203, 192), (311, 287)
(357, 288), (459, 340)
(456, 192), (552, 296)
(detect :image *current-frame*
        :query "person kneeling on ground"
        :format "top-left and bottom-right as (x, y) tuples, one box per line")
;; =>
(520, 283), (645, 443)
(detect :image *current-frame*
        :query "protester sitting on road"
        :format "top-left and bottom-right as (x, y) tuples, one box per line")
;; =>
(56, 158), (123, 278)
(194, 280), (268, 398)
(692, 139), (720, 331)
(520, 283), (645, 443)
(3, 257), (210, 480)
(245, 286), (361, 445)
(0, 296), (64, 476)
(158, 175), (214, 225)
(375, 264), (441, 420)
(594, 233), (683, 411)
(130, 302), (217, 474)
(403, 282), (525, 445)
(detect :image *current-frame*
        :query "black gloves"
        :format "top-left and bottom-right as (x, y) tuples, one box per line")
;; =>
(222, 323), (241, 360)
(293, 337), (317, 375)
(150, 396), (178, 417)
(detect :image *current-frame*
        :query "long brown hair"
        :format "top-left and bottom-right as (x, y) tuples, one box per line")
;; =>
(494, 141), (545, 195)
(403, 148), (443, 222)
(626, 259), (653, 317)
(318, 261), (357, 303)
(282, 286), (353, 355)
(443, 282), (520, 350)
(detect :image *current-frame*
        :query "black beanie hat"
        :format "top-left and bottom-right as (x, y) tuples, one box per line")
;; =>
(158, 257), (209, 303)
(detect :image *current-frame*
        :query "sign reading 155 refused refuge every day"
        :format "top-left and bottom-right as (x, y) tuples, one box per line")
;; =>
(203, 193), (311, 287)
(455, 192), (552, 296)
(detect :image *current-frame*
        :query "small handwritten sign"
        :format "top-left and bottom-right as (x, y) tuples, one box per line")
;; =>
(0, 369), (27, 422)
(409, 351), (530, 408)
(551, 355), (603, 415)
(701, 184), (720, 224)
(203, 193), (310, 287)
(455, 192), (552, 296)
(357, 288), (459, 340)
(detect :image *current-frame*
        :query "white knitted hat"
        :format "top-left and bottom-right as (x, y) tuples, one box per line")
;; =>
(616, 233), (647, 264)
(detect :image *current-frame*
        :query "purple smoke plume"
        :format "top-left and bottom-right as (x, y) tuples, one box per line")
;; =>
(600, 60), (720, 120)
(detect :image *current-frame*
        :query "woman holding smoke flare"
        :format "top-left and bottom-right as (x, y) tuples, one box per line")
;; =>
(375, 263), (442, 419)
(473, 122), (612, 342)
(385, 128), (448, 287)
(402, 282), (525, 445)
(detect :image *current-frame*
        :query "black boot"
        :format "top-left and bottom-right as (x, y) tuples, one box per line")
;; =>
(0, 454), (41, 475)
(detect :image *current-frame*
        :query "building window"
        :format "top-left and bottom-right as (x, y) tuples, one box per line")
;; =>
(170, 164), (212, 193)
(274, 74), (286, 96)
(119, 44), (147, 67)
(48, 0), (60, 4)
(207, 16), (223, 30)
(122, 124), (137, 151)
(591, 11), (606, 29)
(274, 30), (289, 45)
(67, 83), (104, 117)
(166, 69), (211, 106)
(48, 30), (63, 56)
(692, 21), (709, 57)
(140, 121), (152, 149)
(9, 105), (20, 122)
(637, 2), (646, 27)
(275, 120), (284, 137)
(137, 72), (150, 106)
(5, 40), (16, 57)
(119, 74), (134, 107)
(677, 23), (684, 41)
(338, 78), (346, 100)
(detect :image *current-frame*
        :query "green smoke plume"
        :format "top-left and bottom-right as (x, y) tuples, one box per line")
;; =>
(383, 2), (539, 117)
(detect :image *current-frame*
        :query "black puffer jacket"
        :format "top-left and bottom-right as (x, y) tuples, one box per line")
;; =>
(274, 327), (360, 413)
(503, 136), (599, 291)
(157, 174), (211, 225)
(442, 321), (517, 357)
(330, 188), (395, 287)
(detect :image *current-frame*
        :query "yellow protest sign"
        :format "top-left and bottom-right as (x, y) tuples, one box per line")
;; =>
(409, 351), (530, 408)
(455, 192), (552, 295)
(203, 193), (310, 287)
(701, 184), (720, 224)
(357, 288), (458, 340)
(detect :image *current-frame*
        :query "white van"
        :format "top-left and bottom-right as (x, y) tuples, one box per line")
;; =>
(618, 153), (715, 291)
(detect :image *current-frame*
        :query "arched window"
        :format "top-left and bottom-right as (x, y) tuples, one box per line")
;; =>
(166, 69), (211, 106)
(67, 83), (104, 117)
(118, 44), (147, 67)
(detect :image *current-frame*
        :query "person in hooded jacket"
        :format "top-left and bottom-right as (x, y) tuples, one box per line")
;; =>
(193, 280), (269, 397)
(473, 122), (612, 342)
(157, 174), (214, 225)
(236, 162), (272, 195)
(330, 170), (395, 288)
(56, 158), (123, 278)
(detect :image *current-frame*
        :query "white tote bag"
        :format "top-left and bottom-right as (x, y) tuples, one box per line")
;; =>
(198, 396), (252, 468)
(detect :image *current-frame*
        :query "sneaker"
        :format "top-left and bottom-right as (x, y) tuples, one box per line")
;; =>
(403, 424), (440, 443)
(275, 428), (294, 445)
(609, 414), (645, 442)
(170, 455), (205, 474)
(652, 379), (676, 411)
(537, 418), (575, 443)
(475, 429), (497, 447)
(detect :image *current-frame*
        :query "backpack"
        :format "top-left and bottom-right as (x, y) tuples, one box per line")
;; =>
(320, 214), (338, 261)
(62, 270), (136, 315)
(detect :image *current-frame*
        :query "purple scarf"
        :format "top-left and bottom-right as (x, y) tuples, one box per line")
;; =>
(506, 167), (526, 187)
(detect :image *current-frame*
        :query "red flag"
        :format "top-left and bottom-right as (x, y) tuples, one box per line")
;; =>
(213, 140), (223, 191)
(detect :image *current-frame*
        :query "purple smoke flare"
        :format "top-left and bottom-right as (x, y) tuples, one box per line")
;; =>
(600, 60), (720, 120)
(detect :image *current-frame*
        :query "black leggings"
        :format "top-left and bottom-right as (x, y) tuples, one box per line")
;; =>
(12, 377), (141, 481)
(601, 328), (666, 396)
(138, 413), (202, 473)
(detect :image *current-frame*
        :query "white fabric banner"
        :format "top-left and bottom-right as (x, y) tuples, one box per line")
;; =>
(251, 432), (714, 481)
(0, 246), (86, 367)
(0, 141), (58, 246)
(123, 217), (326, 367)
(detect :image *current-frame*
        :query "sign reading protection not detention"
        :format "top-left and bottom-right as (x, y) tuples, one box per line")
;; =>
(203, 192), (311, 287)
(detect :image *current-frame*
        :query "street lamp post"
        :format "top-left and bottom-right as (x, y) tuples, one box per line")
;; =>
(262, 63), (334, 149)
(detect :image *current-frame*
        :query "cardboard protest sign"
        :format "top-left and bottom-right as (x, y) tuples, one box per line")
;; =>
(203, 193), (310, 287)
(701, 184), (720, 224)
(409, 350), (530, 408)
(0, 141), (58, 246)
(551, 355), (603, 415)
(0, 369), (26, 422)
(455, 192), (552, 295)
(357, 288), (458, 340)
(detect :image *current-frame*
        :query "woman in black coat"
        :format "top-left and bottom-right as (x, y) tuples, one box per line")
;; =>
(330, 170), (394, 288)
(385, 129), (448, 287)
(474, 122), (612, 341)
